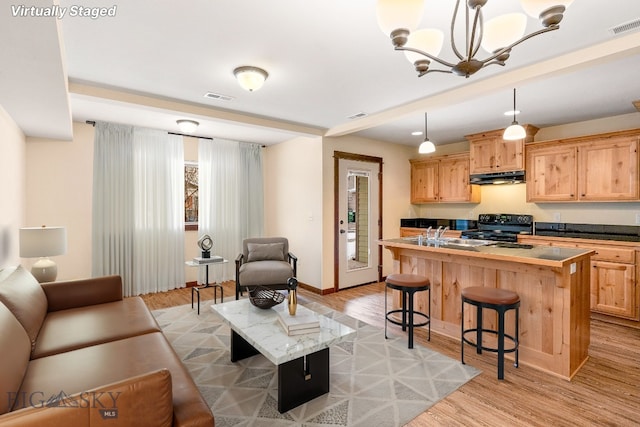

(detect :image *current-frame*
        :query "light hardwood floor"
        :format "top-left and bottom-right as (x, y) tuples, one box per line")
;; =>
(141, 281), (640, 426)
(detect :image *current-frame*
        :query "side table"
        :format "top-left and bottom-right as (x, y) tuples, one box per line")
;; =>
(185, 258), (228, 314)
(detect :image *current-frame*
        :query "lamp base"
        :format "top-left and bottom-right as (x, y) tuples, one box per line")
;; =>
(31, 258), (58, 283)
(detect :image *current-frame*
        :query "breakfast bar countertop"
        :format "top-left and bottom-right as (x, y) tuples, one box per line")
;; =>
(379, 237), (594, 268)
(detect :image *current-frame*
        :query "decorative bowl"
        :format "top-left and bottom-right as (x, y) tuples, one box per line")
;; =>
(248, 286), (285, 309)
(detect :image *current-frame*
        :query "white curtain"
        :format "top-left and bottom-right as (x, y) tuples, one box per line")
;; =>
(198, 138), (263, 283)
(92, 122), (185, 296)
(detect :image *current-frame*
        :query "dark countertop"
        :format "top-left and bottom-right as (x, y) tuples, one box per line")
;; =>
(535, 222), (640, 243)
(380, 237), (593, 266)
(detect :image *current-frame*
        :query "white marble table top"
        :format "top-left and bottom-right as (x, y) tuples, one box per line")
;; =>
(211, 298), (356, 365)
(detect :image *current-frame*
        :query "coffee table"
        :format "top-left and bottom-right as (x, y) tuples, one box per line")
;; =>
(211, 299), (356, 413)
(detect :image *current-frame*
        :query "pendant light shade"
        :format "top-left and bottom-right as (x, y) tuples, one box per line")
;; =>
(418, 113), (436, 154)
(503, 88), (526, 141)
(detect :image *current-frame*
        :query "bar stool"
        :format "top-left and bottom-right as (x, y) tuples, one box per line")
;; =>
(461, 286), (520, 380)
(384, 273), (430, 349)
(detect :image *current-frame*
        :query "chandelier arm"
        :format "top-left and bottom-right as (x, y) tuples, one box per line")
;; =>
(467, 5), (484, 61)
(418, 69), (454, 77)
(396, 46), (458, 68)
(477, 25), (559, 66)
(450, 0), (464, 61)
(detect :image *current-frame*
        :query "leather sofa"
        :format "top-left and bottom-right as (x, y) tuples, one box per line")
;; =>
(0, 265), (214, 426)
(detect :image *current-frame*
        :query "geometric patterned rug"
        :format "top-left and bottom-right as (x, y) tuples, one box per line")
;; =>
(152, 300), (480, 427)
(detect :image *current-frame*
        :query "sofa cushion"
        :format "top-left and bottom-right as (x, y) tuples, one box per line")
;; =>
(18, 332), (213, 426)
(247, 242), (285, 262)
(239, 260), (293, 286)
(0, 302), (32, 415)
(1, 369), (173, 427)
(32, 297), (162, 359)
(0, 265), (47, 352)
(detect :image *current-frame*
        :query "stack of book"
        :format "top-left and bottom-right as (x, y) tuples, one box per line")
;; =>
(192, 256), (224, 264)
(277, 309), (320, 336)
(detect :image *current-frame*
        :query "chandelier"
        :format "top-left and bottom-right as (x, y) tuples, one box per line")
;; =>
(377, 0), (572, 78)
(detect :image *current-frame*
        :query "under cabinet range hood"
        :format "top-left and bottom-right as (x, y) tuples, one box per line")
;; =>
(469, 170), (525, 185)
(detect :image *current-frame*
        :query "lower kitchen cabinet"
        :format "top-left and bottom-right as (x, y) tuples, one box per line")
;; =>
(519, 235), (639, 322)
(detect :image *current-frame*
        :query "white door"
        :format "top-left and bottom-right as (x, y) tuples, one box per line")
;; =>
(338, 159), (380, 289)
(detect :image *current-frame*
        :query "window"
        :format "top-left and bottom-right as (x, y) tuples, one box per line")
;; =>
(185, 161), (198, 230)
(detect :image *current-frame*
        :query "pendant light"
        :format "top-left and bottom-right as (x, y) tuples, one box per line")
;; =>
(419, 112), (436, 154)
(503, 88), (526, 140)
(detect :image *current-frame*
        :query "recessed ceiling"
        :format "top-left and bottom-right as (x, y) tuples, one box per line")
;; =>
(2, 0), (640, 147)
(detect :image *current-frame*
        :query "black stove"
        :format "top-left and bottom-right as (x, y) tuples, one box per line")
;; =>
(461, 214), (533, 243)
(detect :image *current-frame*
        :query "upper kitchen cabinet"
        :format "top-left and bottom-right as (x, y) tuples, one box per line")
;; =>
(410, 153), (480, 204)
(467, 125), (538, 175)
(526, 129), (640, 202)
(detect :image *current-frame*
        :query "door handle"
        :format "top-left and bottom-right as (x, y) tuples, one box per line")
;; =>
(340, 229), (346, 234)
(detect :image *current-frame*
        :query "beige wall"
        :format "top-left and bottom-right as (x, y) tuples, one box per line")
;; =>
(264, 136), (323, 288)
(414, 112), (640, 226)
(0, 105), (26, 269)
(24, 122), (94, 280)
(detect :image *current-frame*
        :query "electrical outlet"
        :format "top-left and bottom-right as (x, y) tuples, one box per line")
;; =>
(553, 212), (562, 222)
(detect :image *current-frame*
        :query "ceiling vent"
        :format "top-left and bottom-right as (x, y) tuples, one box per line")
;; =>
(347, 112), (368, 120)
(204, 92), (234, 101)
(608, 18), (640, 36)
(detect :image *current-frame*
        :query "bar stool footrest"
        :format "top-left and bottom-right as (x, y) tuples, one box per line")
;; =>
(462, 328), (519, 355)
(386, 309), (430, 329)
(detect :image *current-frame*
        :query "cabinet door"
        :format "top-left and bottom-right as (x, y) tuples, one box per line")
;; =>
(410, 160), (439, 203)
(469, 139), (495, 174)
(526, 146), (577, 202)
(591, 260), (637, 319)
(495, 139), (524, 171)
(577, 137), (639, 201)
(439, 156), (478, 202)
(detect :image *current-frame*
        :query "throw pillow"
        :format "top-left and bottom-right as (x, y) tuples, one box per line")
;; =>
(247, 242), (285, 262)
(0, 265), (48, 352)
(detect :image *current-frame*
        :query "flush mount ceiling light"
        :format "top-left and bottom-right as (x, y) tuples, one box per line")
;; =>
(376, 0), (572, 78)
(418, 112), (436, 154)
(176, 119), (199, 134)
(503, 88), (527, 140)
(233, 66), (269, 92)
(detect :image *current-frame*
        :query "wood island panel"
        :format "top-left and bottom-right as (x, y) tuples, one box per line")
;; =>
(380, 239), (593, 380)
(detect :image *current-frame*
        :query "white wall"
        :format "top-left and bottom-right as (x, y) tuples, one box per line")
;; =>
(264, 136), (323, 288)
(0, 105), (26, 269)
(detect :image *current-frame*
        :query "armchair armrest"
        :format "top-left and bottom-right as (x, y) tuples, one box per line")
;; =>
(288, 252), (298, 277)
(41, 275), (123, 312)
(0, 369), (173, 427)
(235, 253), (244, 300)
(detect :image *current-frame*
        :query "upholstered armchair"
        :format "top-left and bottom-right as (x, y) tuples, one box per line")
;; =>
(235, 237), (298, 300)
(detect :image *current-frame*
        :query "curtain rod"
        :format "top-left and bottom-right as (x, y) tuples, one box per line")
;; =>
(86, 121), (264, 146)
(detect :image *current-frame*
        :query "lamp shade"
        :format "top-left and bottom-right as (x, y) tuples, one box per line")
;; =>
(234, 66), (268, 92)
(376, 0), (424, 36)
(404, 28), (444, 64)
(19, 226), (67, 258)
(419, 139), (436, 154)
(503, 123), (527, 140)
(482, 13), (527, 53)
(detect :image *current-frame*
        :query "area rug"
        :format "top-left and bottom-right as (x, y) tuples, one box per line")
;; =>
(152, 300), (480, 427)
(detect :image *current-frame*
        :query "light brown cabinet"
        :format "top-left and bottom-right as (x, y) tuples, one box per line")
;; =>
(467, 125), (538, 174)
(519, 235), (639, 322)
(526, 131), (640, 202)
(410, 153), (480, 204)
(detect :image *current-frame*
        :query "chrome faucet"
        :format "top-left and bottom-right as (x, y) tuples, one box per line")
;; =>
(425, 226), (432, 241)
(436, 226), (449, 240)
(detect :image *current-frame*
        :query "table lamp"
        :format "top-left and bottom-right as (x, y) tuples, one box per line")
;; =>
(19, 226), (67, 283)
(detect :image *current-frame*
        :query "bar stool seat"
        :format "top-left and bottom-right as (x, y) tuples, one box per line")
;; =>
(385, 273), (430, 349)
(461, 286), (520, 380)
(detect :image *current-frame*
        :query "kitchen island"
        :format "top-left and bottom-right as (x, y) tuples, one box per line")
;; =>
(379, 237), (594, 380)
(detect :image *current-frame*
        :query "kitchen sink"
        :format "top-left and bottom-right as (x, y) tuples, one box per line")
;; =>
(438, 237), (494, 247)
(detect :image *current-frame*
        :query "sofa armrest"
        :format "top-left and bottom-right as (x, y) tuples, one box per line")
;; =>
(41, 275), (123, 312)
(0, 369), (173, 427)
(288, 252), (298, 277)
